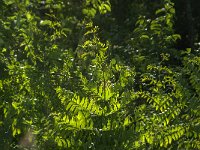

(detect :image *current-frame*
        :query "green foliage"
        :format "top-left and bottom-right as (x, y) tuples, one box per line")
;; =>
(128, 0), (180, 65)
(82, 0), (111, 18)
(0, 0), (200, 149)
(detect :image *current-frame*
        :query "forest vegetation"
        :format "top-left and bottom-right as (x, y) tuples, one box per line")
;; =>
(0, 0), (200, 149)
